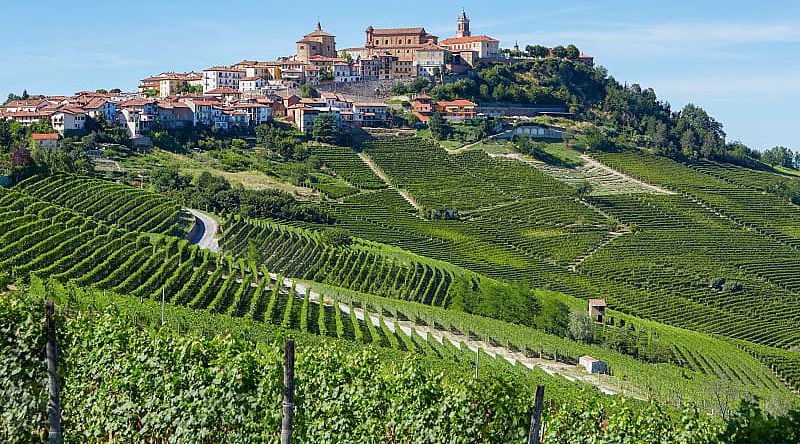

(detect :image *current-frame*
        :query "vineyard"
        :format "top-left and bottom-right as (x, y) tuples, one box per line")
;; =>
(310, 145), (388, 190)
(0, 179), (796, 412)
(15, 173), (188, 235)
(220, 216), (463, 307)
(362, 138), (573, 211)
(4, 138), (800, 440)
(8, 281), (770, 443)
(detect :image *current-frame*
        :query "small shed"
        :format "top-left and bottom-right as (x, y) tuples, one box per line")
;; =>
(588, 299), (606, 323)
(579, 356), (606, 374)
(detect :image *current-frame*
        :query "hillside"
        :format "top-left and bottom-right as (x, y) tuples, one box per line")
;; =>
(3, 58), (800, 440)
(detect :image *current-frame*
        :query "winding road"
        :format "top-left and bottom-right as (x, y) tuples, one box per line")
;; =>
(186, 209), (220, 252)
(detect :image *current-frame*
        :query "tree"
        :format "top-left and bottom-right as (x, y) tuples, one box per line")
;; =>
(109, 88), (121, 94)
(532, 45), (550, 58)
(567, 309), (593, 342)
(427, 111), (450, 140)
(763, 146), (795, 169)
(311, 113), (338, 143)
(299, 83), (317, 99)
(524, 45), (535, 57)
(565, 44), (580, 60)
(320, 227), (353, 247)
(575, 181), (593, 197)
(151, 167), (189, 192)
(390, 82), (408, 96)
(680, 129), (699, 159)
(95, 89), (108, 94)
(551, 46), (567, 59)
(10, 144), (33, 168)
(318, 67), (334, 81)
(409, 76), (430, 93)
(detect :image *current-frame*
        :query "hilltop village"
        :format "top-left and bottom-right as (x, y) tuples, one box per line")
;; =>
(0, 10), (592, 143)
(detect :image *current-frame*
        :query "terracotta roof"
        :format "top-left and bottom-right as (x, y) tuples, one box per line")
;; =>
(296, 38), (319, 44)
(418, 42), (444, 50)
(438, 99), (477, 107)
(203, 66), (244, 72)
(588, 299), (607, 307)
(4, 111), (53, 117)
(304, 29), (334, 38)
(55, 107), (86, 115)
(440, 35), (499, 45)
(83, 99), (109, 109)
(32, 133), (59, 140)
(204, 87), (241, 95)
(121, 99), (157, 107)
(371, 27), (426, 35)
(234, 103), (268, 108)
(4, 99), (47, 108)
(309, 55), (347, 62)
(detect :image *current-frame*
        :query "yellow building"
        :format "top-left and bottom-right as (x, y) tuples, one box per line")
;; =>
(364, 26), (438, 61)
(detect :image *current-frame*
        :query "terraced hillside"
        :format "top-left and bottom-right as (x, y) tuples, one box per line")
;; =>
(362, 137), (574, 211)
(15, 173), (187, 235)
(1, 178), (796, 410)
(221, 216), (462, 307)
(283, 139), (800, 358)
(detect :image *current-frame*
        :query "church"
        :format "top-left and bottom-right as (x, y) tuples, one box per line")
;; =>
(439, 9), (501, 65)
(295, 22), (337, 63)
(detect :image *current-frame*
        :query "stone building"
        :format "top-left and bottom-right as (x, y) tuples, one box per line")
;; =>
(296, 22), (337, 63)
(364, 26), (438, 61)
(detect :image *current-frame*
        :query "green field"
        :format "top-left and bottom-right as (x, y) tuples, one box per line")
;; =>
(4, 136), (800, 441)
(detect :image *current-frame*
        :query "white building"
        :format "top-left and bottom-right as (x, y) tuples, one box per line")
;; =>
(439, 35), (500, 60)
(579, 356), (607, 374)
(202, 66), (245, 93)
(233, 103), (273, 125)
(239, 76), (268, 92)
(50, 108), (87, 135)
(333, 63), (360, 82)
(353, 102), (388, 125)
(83, 99), (117, 121)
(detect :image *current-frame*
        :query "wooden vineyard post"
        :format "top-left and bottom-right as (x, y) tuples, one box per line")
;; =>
(475, 347), (479, 379)
(527, 384), (545, 444)
(161, 287), (166, 327)
(281, 338), (295, 444)
(45, 301), (62, 444)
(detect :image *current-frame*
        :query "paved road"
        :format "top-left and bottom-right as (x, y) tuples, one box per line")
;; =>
(186, 209), (220, 252)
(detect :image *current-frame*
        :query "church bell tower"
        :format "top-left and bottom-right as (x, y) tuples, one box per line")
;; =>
(456, 9), (471, 38)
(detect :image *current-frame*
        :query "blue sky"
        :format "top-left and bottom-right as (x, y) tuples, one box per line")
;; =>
(2, 0), (799, 150)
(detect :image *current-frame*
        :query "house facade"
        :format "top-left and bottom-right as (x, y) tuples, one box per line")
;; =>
(202, 66), (244, 93)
